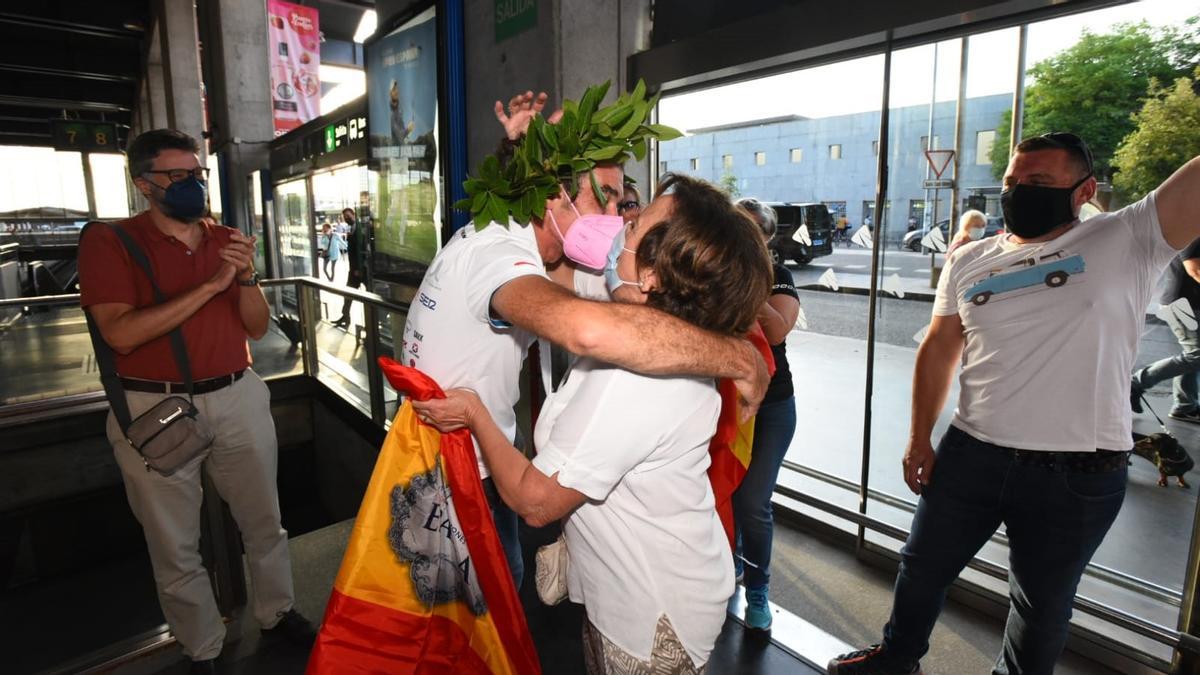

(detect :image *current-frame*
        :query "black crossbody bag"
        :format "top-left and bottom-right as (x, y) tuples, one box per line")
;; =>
(82, 222), (215, 475)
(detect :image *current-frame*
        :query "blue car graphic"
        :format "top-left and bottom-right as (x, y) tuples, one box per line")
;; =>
(963, 252), (1085, 306)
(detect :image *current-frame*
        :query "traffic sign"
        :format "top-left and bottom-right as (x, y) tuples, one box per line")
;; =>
(922, 178), (954, 189)
(924, 149), (955, 178)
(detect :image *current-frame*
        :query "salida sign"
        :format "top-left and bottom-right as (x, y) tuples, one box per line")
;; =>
(495, 0), (536, 42)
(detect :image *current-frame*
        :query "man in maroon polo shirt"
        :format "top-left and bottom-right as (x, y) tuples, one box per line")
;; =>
(78, 129), (314, 674)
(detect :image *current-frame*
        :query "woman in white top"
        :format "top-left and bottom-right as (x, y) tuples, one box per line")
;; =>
(415, 174), (772, 674)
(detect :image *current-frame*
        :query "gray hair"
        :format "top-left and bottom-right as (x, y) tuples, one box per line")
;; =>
(736, 197), (778, 238)
(958, 209), (987, 234)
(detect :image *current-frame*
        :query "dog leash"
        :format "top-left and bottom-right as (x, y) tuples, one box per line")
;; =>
(1140, 394), (1172, 434)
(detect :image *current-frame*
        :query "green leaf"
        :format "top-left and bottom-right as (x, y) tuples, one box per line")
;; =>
(631, 138), (647, 161)
(589, 169), (609, 211)
(630, 79), (646, 103)
(645, 123), (682, 142)
(584, 145), (626, 161)
(615, 100), (647, 138)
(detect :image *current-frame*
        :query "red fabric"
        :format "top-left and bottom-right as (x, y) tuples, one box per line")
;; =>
(708, 326), (776, 547)
(307, 590), (495, 674)
(377, 358), (541, 675)
(78, 213), (249, 381)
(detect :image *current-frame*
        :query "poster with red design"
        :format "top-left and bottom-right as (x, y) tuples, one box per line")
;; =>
(267, 0), (320, 137)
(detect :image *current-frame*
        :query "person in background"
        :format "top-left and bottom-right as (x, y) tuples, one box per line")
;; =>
(416, 174), (772, 674)
(319, 223), (341, 282)
(732, 198), (801, 633)
(618, 183), (642, 223)
(946, 209), (987, 256)
(333, 208), (363, 329)
(1131, 240), (1200, 423)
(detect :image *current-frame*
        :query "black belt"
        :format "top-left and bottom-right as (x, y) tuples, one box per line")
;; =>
(120, 369), (246, 395)
(1002, 447), (1129, 473)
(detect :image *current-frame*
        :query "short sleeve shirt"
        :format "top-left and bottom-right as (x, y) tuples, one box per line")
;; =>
(933, 192), (1177, 452)
(531, 358), (732, 667)
(77, 212), (250, 381)
(400, 220), (547, 478)
(1160, 238), (1200, 312)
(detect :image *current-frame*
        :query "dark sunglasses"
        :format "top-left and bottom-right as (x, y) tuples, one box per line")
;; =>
(1038, 132), (1094, 173)
(617, 200), (641, 212)
(144, 167), (210, 183)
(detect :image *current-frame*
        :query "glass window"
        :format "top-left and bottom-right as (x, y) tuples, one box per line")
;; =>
(754, 151), (766, 165)
(829, 144), (842, 159)
(722, 154), (733, 170)
(0, 146), (88, 218)
(975, 129), (996, 165)
(690, 157), (699, 170)
(872, 140), (879, 156)
(88, 153), (131, 219)
(790, 148), (802, 162)
(273, 178), (313, 282)
(206, 153), (223, 223)
(659, 161), (668, 174)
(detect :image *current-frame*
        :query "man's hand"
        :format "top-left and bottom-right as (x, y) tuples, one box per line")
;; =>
(219, 232), (257, 281)
(733, 340), (770, 423)
(494, 90), (563, 141)
(207, 262), (238, 293)
(411, 388), (482, 433)
(902, 437), (937, 495)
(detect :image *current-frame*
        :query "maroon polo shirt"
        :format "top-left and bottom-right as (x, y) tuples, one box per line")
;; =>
(78, 211), (252, 381)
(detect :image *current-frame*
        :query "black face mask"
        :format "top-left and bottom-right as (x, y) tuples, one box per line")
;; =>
(1001, 173), (1091, 239)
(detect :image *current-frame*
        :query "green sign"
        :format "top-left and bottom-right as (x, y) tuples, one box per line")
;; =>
(324, 125), (336, 153)
(49, 120), (120, 153)
(495, 0), (536, 42)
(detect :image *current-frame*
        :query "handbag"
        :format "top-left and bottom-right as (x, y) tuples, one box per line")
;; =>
(82, 222), (215, 476)
(534, 534), (570, 606)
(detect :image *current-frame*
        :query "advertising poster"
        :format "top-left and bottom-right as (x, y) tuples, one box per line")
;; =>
(267, 0), (321, 137)
(366, 8), (440, 281)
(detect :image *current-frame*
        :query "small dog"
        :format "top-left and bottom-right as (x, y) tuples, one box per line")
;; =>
(1132, 432), (1194, 488)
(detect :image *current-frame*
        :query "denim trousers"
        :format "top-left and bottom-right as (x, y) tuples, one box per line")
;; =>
(882, 426), (1127, 675)
(1134, 313), (1200, 414)
(483, 477), (524, 589)
(732, 397), (797, 589)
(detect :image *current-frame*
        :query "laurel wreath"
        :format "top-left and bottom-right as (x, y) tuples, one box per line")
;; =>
(455, 80), (682, 228)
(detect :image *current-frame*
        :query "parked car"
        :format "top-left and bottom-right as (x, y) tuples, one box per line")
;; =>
(903, 216), (1004, 252)
(768, 202), (835, 266)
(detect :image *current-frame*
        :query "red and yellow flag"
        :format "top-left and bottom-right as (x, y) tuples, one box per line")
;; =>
(708, 326), (776, 547)
(306, 359), (540, 675)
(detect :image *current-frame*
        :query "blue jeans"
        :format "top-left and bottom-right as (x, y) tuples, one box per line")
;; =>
(883, 426), (1127, 675)
(732, 397), (797, 589)
(1134, 314), (1200, 414)
(483, 478), (524, 590)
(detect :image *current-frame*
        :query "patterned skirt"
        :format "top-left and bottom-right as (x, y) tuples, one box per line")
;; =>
(582, 613), (704, 675)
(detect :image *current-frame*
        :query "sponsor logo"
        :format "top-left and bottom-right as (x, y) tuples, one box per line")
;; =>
(419, 292), (437, 310)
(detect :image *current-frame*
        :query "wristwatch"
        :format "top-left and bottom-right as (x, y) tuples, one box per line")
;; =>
(237, 272), (261, 287)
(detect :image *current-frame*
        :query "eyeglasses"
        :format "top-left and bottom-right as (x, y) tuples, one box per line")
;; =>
(143, 167), (210, 183)
(617, 200), (641, 213)
(1038, 132), (1094, 173)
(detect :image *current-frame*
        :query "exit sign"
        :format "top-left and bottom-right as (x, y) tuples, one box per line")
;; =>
(49, 120), (120, 153)
(495, 0), (536, 42)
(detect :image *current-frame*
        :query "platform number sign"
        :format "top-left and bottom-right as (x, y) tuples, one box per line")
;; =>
(50, 120), (120, 153)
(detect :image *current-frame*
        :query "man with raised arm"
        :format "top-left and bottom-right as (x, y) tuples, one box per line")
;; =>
(829, 135), (1200, 675)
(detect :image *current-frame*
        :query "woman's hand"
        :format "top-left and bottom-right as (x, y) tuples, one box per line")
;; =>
(411, 388), (483, 433)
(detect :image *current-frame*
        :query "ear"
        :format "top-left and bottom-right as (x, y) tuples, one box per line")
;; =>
(639, 267), (659, 293)
(132, 175), (154, 198)
(1077, 177), (1098, 208)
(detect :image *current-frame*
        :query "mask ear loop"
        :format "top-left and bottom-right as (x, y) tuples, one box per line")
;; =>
(546, 186), (584, 242)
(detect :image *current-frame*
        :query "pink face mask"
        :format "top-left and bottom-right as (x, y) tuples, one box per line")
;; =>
(546, 191), (625, 270)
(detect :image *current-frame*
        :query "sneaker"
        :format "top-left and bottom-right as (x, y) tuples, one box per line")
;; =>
(744, 585), (772, 632)
(262, 608), (318, 647)
(827, 644), (922, 675)
(1170, 410), (1200, 424)
(1131, 378), (1145, 413)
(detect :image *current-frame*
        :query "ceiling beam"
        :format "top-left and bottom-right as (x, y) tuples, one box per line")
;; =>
(0, 94), (130, 113)
(0, 11), (144, 41)
(0, 63), (138, 84)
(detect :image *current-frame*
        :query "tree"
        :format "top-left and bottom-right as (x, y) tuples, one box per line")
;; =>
(989, 19), (1199, 182)
(1112, 68), (1200, 202)
(718, 172), (740, 198)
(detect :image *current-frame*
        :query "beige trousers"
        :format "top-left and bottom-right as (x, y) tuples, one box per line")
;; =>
(106, 369), (294, 660)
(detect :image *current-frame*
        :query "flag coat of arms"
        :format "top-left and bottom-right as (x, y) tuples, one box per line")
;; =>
(306, 359), (540, 675)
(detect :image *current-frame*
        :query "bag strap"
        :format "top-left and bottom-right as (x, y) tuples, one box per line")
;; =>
(80, 222), (197, 434)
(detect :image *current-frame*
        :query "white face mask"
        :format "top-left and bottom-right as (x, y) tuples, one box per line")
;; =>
(967, 226), (985, 241)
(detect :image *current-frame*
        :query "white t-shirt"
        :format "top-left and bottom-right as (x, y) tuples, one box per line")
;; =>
(531, 358), (733, 667)
(401, 220), (546, 477)
(933, 192), (1177, 452)
(536, 267), (608, 395)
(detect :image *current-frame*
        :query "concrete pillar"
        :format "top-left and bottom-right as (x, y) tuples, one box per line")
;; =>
(196, 0), (275, 231)
(146, 21), (169, 131)
(462, 0), (652, 185)
(156, 0), (206, 146)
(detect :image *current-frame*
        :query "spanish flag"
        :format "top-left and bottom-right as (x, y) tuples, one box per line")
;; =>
(708, 326), (776, 548)
(306, 359), (540, 675)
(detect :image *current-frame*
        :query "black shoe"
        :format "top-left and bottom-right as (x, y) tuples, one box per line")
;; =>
(1170, 410), (1200, 424)
(1131, 378), (1145, 413)
(190, 658), (218, 674)
(262, 608), (318, 647)
(827, 644), (922, 675)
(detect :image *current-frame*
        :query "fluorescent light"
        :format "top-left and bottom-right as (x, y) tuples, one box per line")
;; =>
(353, 9), (377, 43)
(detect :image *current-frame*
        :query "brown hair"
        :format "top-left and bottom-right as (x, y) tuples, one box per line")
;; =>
(635, 174), (771, 335)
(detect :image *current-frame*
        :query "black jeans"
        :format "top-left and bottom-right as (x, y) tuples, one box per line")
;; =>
(882, 426), (1127, 674)
(338, 267), (363, 322)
